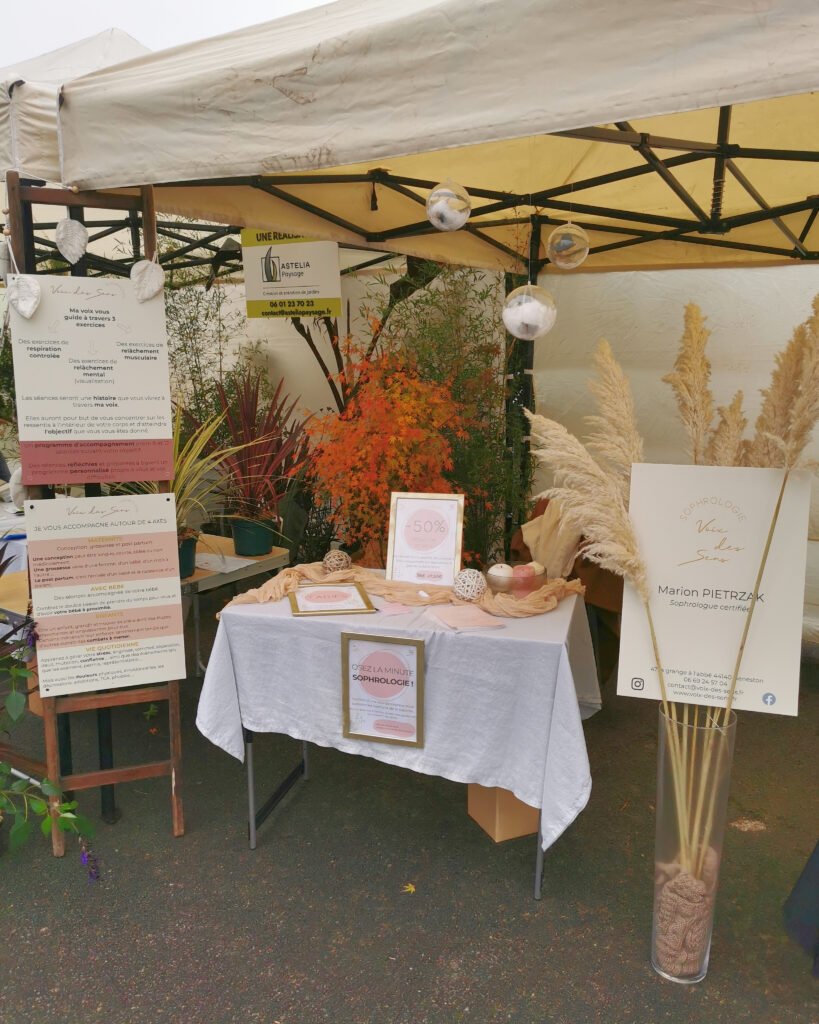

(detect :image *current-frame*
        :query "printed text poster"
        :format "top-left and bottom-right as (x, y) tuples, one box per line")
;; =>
(9, 274), (173, 483)
(241, 230), (341, 319)
(27, 494), (186, 696)
(617, 464), (810, 716)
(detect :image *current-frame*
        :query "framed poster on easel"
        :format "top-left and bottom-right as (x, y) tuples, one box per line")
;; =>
(385, 491), (464, 586)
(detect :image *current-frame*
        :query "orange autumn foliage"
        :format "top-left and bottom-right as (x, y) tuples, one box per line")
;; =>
(306, 353), (461, 559)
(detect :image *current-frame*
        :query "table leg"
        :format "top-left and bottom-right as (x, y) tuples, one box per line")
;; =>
(245, 736), (308, 849)
(534, 813), (544, 900)
(246, 729), (257, 851)
(193, 592), (205, 676)
(302, 740), (310, 781)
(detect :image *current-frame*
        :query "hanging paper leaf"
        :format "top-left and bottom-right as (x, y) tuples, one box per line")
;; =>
(55, 218), (89, 265)
(7, 274), (42, 320)
(130, 259), (165, 302)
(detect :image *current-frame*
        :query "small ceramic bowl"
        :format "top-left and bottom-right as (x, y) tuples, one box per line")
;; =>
(485, 562), (547, 596)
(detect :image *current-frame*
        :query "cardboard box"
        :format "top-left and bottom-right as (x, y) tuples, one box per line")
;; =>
(467, 783), (539, 842)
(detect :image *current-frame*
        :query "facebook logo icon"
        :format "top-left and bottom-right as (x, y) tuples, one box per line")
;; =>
(762, 693), (776, 707)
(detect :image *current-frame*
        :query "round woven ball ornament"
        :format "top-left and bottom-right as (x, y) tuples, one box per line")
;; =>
(322, 549), (352, 574)
(453, 568), (487, 602)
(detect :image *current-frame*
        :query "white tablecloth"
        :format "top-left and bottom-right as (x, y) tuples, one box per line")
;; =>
(197, 590), (602, 850)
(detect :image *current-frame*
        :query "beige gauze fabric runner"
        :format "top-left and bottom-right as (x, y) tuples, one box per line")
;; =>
(227, 563), (584, 618)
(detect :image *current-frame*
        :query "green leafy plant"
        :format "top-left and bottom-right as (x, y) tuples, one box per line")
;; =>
(204, 368), (309, 524)
(378, 264), (531, 566)
(0, 545), (95, 857)
(126, 405), (248, 540)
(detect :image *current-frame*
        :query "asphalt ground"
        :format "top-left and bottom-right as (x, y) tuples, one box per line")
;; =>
(1, 593), (817, 1024)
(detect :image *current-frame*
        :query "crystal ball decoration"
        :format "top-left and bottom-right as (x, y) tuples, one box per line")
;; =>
(546, 223), (590, 270)
(502, 284), (557, 341)
(426, 180), (472, 232)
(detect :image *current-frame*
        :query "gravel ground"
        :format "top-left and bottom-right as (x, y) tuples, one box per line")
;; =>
(1, 593), (816, 1024)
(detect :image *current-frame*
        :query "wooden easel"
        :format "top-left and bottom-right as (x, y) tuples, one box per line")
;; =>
(4, 172), (183, 855)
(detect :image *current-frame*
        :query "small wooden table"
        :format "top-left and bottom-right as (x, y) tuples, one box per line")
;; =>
(180, 534), (290, 674)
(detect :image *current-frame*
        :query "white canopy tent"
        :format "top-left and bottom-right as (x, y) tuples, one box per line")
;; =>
(1, 29), (148, 183)
(54, 0), (819, 273)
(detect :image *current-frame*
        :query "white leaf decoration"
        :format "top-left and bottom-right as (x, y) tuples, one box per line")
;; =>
(0, 239), (9, 283)
(55, 218), (89, 265)
(130, 259), (165, 302)
(7, 275), (42, 320)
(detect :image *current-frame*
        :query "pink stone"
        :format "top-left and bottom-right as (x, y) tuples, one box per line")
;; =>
(512, 564), (536, 577)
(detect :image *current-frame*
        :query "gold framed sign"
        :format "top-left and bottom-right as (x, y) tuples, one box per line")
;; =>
(341, 632), (425, 747)
(385, 491), (465, 586)
(288, 582), (375, 616)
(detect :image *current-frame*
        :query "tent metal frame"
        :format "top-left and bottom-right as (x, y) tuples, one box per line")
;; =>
(7, 105), (819, 275)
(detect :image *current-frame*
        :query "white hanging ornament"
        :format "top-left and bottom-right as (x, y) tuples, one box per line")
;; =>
(55, 218), (89, 265)
(426, 179), (471, 231)
(0, 239), (9, 283)
(546, 223), (590, 270)
(502, 284), (556, 341)
(131, 259), (165, 302)
(7, 274), (42, 320)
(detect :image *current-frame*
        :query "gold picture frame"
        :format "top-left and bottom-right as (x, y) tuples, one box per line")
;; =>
(385, 491), (465, 586)
(288, 582), (376, 616)
(341, 632), (425, 748)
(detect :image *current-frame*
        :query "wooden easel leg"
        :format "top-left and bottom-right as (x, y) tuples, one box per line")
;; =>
(168, 680), (184, 837)
(42, 696), (65, 857)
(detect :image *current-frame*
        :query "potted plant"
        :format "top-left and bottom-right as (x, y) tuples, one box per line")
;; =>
(208, 369), (309, 557)
(126, 406), (246, 577)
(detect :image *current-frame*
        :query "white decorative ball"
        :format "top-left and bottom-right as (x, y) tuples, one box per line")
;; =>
(453, 568), (487, 602)
(502, 284), (557, 340)
(322, 549), (352, 573)
(546, 223), (590, 270)
(426, 180), (471, 231)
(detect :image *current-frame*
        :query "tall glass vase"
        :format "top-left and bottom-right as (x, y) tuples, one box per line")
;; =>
(651, 706), (737, 984)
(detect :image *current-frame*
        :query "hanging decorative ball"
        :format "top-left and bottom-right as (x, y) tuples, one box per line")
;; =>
(453, 568), (487, 602)
(426, 179), (471, 232)
(502, 284), (557, 340)
(322, 549), (352, 574)
(546, 223), (590, 270)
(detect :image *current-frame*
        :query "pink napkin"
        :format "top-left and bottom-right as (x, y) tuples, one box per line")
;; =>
(378, 602), (416, 616)
(428, 606), (505, 631)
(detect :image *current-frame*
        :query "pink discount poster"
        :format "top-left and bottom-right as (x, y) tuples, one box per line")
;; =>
(342, 633), (425, 747)
(8, 275), (173, 484)
(27, 494), (186, 697)
(385, 492), (464, 586)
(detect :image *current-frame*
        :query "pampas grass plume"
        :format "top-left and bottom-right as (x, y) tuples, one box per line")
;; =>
(663, 303), (714, 464)
(526, 410), (649, 600)
(586, 339), (645, 505)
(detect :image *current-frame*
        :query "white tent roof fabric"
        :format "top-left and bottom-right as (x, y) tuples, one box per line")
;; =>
(0, 29), (148, 182)
(53, 0), (819, 273)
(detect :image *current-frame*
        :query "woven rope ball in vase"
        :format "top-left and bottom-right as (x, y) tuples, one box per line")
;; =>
(322, 549), (352, 574)
(453, 568), (487, 602)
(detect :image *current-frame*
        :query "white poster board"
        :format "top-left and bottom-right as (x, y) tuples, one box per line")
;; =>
(341, 632), (424, 747)
(617, 464), (810, 716)
(9, 274), (173, 483)
(385, 492), (464, 587)
(241, 230), (341, 319)
(27, 494), (186, 696)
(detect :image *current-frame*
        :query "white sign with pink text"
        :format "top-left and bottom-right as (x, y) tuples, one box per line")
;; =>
(26, 494), (186, 696)
(617, 464), (810, 716)
(342, 632), (425, 747)
(385, 492), (464, 587)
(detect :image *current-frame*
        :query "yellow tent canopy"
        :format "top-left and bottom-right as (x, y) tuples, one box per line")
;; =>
(44, 0), (819, 273)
